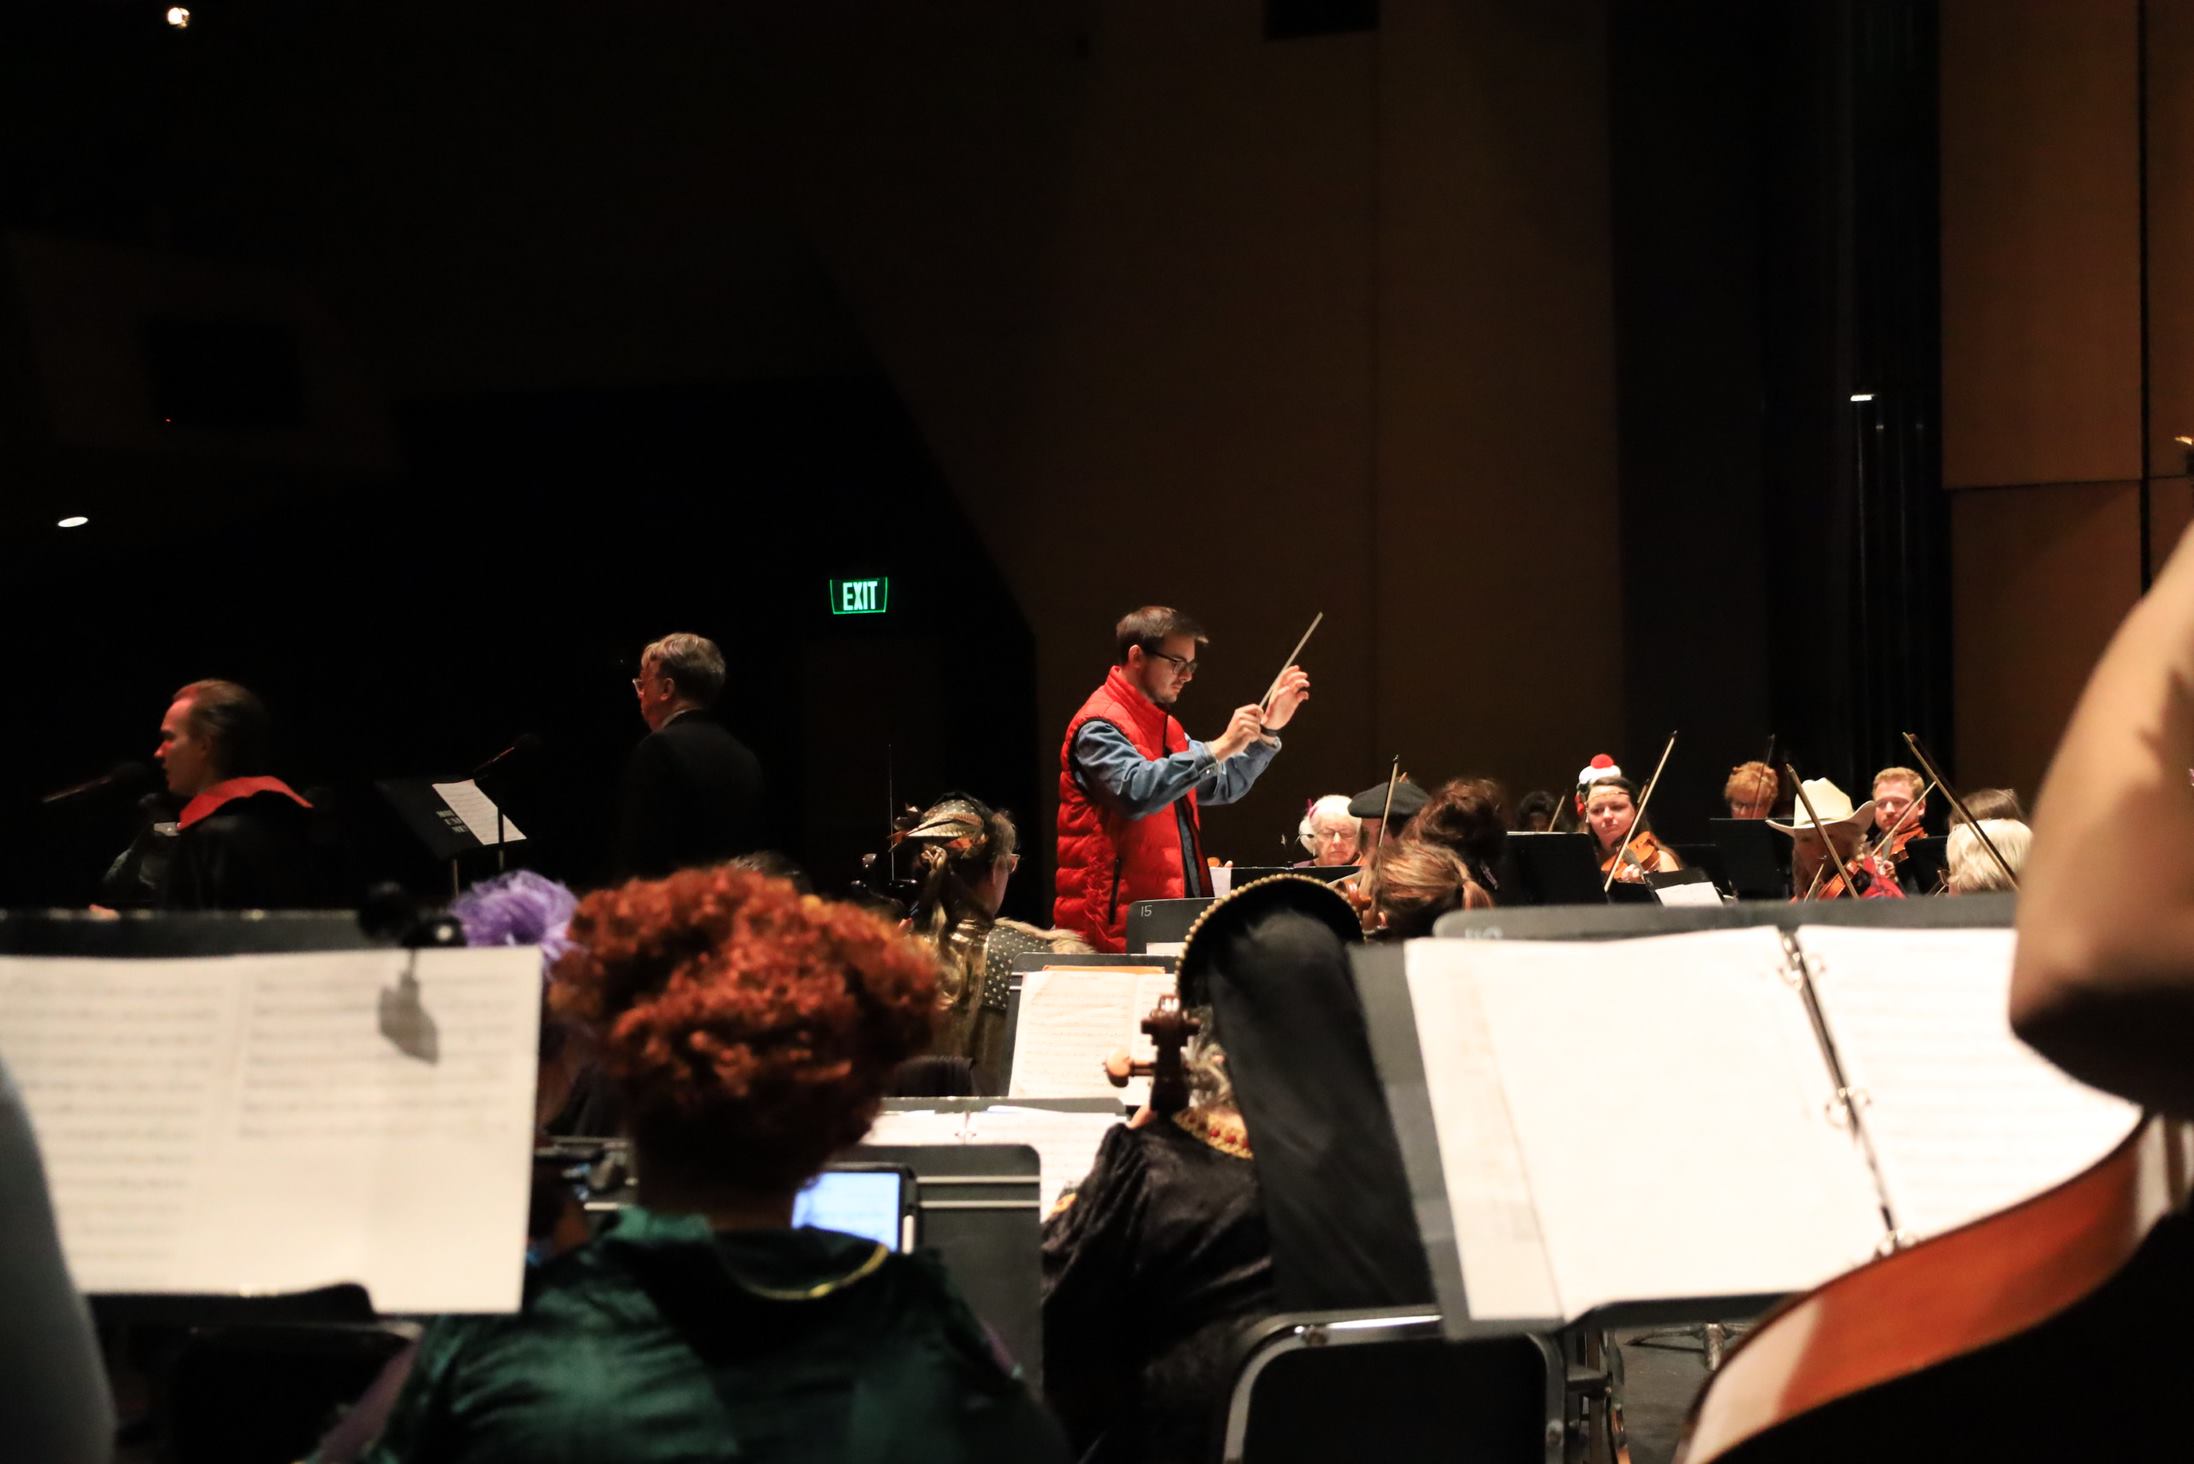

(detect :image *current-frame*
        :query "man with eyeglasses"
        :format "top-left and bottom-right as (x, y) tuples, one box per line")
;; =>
(614, 632), (765, 879)
(1053, 605), (1310, 951)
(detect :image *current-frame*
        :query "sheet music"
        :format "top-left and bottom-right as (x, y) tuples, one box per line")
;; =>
(1406, 930), (1887, 1323)
(0, 949), (542, 1313)
(1007, 966), (1175, 1105)
(430, 779), (527, 846)
(967, 1106), (1123, 1216)
(1395, 952), (1559, 1320)
(1797, 925), (2142, 1242)
(861, 1109), (971, 1148)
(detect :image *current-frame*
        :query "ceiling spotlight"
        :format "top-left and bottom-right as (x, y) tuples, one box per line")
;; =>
(1849, 392), (1876, 403)
(166, 6), (190, 28)
(57, 516), (89, 529)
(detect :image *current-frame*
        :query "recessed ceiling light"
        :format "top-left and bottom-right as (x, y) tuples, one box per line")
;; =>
(57, 516), (89, 529)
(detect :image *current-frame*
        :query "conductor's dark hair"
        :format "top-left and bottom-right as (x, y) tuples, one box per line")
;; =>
(174, 679), (272, 778)
(1115, 606), (1208, 664)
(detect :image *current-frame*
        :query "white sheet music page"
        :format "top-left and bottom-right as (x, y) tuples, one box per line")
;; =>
(1796, 925), (2142, 1243)
(1399, 943), (1560, 1322)
(861, 1109), (970, 1148)
(1007, 966), (1174, 1105)
(0, 948), (541, 1314)
(968, 1106), (1123, 1216)
(1409, 929), (1887, 1323)
(430, 779), (527, 846)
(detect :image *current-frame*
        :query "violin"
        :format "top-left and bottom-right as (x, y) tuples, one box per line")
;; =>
(1599, 829), (1672, 885)
(1810, 849), (1908, 901)
(1102, 992), (1201, 1116)
(1339, 872), (1377, 933)
(1337, 754), (1405, 935)
(1599, 730), (1679, 894)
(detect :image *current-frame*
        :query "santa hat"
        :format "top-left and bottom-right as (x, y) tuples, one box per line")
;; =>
(1572, 754), (1624, 815)
(1576, 754), (1623, 788)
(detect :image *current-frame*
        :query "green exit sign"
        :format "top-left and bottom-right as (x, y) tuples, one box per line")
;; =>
(830, 577), (890, 615)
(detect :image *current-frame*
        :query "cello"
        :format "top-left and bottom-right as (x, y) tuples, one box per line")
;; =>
(1679, 1115), (2194, 1461)
(1103, 993), (1200, 1118)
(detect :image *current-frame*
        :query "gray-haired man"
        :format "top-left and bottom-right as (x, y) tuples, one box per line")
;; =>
(613, 633), (765, 879)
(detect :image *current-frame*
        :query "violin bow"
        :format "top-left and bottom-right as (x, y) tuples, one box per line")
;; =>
(1902, 731), (2020, 891)
(1871, 774), (1943, 855)
(1375, 754), (1402, 856)
(1785, 762), (1850, 900)
(1603, 730), (1679, 894)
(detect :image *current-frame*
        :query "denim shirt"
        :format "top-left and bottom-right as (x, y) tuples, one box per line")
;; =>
(1071, 723), (1280, 896)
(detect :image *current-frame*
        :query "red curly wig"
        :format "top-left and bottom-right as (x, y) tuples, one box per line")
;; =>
(551, 866), (938, 1190)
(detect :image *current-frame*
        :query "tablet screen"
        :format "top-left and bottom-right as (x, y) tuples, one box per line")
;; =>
(792, 1168), (910, 1251)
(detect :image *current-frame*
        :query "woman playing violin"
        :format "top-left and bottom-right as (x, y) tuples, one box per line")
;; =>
(1583, 777), (1679, 882)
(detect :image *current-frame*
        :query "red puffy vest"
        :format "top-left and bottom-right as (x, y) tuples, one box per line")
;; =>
(1053, 666), (1204, 952)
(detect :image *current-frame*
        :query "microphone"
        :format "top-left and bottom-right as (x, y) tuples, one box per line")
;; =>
(469, 734), (543, 779)
(40, 761), (155, 806)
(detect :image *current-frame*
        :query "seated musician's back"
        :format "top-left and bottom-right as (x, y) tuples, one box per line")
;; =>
(351, 867), (1065, 1464)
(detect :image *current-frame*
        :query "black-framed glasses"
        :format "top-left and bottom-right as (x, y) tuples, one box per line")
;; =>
(1144, 648), (1199, 675)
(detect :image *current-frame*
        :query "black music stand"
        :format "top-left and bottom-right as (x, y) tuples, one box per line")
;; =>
(1503, 832), (1606, 906)
(1224, 864), (1358, 886)
(1673, 841), (1731, 894)
(1125, 896), (1213, 953)
(1708, 818), (1791, 900)
(375, 777), (522, 895)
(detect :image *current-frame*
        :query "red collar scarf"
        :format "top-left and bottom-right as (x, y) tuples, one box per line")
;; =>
(178, 776), (312, 830)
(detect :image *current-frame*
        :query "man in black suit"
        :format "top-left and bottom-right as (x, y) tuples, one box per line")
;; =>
(153, 678), (323, 909)
(612, 632), (764, 880)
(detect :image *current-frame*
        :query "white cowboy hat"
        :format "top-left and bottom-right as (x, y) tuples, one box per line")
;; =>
(1766, 778), (1876, 835)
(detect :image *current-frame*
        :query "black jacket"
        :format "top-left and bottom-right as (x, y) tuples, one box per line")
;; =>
(611, 712), (765, 880)
(159, 785), (323, 910)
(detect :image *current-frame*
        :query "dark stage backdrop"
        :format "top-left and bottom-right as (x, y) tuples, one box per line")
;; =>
(0, 377), (1038, 917)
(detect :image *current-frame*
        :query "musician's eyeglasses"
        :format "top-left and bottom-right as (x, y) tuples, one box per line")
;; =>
(1144, 648), (1199, 676)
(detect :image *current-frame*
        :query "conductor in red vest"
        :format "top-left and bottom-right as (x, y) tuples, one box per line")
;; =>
(1054, 606), (1310, 951)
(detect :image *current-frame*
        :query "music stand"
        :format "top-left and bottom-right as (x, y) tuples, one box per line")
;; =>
(1502, 832), (1606, 906)
(1673, 842), (1731, 895)
(1125, 896), (1214, 954)
(1708, 818), (1790, 900)
(1222, 865), (1358, 886)
(375, 777), (525, 895)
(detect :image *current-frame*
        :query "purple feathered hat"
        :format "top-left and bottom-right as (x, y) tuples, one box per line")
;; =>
(448, 870), (579, 969)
